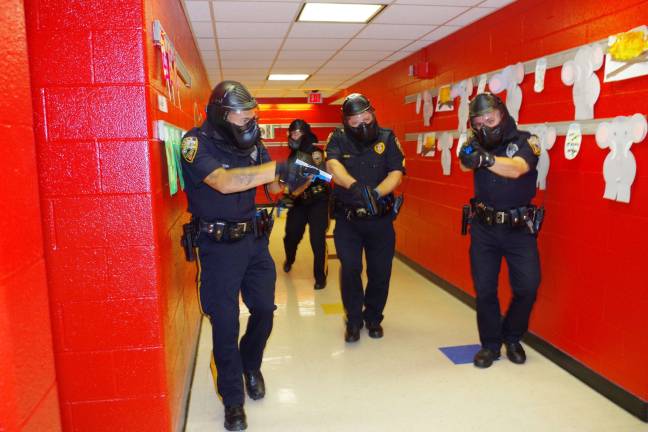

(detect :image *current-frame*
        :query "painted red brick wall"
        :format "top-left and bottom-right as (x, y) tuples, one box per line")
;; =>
(0, 1), (62, 431)
(24, 0), (209, 429)
(342, 0), (648, 401)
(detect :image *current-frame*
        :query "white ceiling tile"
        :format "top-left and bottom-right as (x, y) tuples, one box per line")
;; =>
(278, 50), (336, 60)
(344, 39), (411, 51)
(385, 50), (414, 62)
(200, 51), (219, 61)
(373, 5), (469, 25)
(220, 50), (277, 60)
(184, 1), (211, 21)
(218, 38), (283, 50)
(271, 60), (324, 71)
(221, 59), (273, 69)
(202, 59), (220, 70)
(196, 38), (217, 51)
(216, 22), (291, 38)
(324, 58), (378, 69)
(220, 69), (269, 77)
(480, 0), (516, 6)
(333, 50), (393, 61)
(265, 80), (306, 88)
(253, 89), (288, 97)
(212, 1), (300, 22)
(394, 0), (481, 5)
(289, 23), (364, 39)
(191, 21), (214, 38)
(356, 24), (434, 40)
(420, 25), (462, 41)
(402, 40), (433, 52)
(282, 38), (349, 50)
(445, 7), (497, 26)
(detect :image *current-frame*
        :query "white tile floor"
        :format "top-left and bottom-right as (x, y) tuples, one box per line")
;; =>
(185, 215), (646, 432)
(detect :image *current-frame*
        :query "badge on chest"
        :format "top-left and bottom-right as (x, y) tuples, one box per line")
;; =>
(374, 142), (385, 155)
(506, 142), (519, 158)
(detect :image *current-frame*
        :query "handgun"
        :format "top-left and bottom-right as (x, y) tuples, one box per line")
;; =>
(295, 159), (333, 183)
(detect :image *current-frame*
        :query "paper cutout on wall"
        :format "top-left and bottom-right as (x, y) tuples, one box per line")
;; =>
(451, 78), (473, 133)
(421, 132), (437, 157)
(534, 58), (547, 93)
(561, 44), (605, 120)
(564, 123), (582, 160)
(456, 133), (468, 158)
(423, 90), (434, 126)
(595, 114), (647, 203)
(158, 121), (187, 195)
(436, 85), (454, 112)
(416, 93), (422, 114)
(477, 74), (488, 94)
(417, 134), (424, 155)
(488, 62), (524, 121)
(528, 124), (557, 190)
(438, 132), (454, 175)
(604, 26), (648, 82)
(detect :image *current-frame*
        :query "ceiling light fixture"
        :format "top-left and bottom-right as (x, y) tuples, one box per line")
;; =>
(268, 74), (310, 81)
(297, 3), (384, 23)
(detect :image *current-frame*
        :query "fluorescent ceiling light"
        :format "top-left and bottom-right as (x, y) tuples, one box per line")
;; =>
(298, 3), (384, 23)
(268, 74), (309, 81)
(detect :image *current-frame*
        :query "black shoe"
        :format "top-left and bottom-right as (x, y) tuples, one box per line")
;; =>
(505, 342), (527, 364)
(243, 370), (265, 400)
(366, 322), (383, 339)
(344, 325), (361, 343)
(283, 261), (292, 272)
(224, 405), (247, 431)
(314, 280), (326, 290)
(473, 348), (501, 368)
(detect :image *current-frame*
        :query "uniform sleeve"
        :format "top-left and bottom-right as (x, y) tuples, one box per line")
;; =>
(385, 132), (406, 174)
(514, 133), (540, 171)
(324, 131), (342, 161)
(181, 133), (222, 186)
(258, 143), (272, 163)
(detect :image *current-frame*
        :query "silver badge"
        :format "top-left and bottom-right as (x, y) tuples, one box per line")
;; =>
(506, 143), (519, 158)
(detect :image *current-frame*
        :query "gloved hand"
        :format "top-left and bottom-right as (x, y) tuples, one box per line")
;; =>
(349, 182), (380, 216)
(459, 141), (495, 169)
(278, 194), (295, 209)
(275, 159), (319, 184)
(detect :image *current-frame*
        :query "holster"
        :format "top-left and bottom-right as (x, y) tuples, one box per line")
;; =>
(180, 218), (198, 262)
(461, 204), (473, 235)
(253, 208), (274, 238)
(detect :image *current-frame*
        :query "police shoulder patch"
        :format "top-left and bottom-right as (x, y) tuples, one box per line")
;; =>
(528, 135), (541, 156)
(374, 142), (385, 155)
(181, 136), (199, 163)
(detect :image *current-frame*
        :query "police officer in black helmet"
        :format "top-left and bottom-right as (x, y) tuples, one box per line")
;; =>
(326, 93), (405, 343)
(282, 119), (331, 290)
(180, 80), (314, 431)
(458, 93), (542, 369)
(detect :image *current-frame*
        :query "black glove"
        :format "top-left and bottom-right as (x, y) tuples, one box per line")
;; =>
(275, 160), (318, 184)
(459, 141), (495, 169)
(349, 182), (380, 216)
(278, 195), (295, 208)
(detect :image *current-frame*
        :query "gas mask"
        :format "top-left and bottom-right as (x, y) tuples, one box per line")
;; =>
(229, 118), (260, 150)
(288, 137), (302, 151)
(345, 121), (379, 145)
(475, 124), (504, 150)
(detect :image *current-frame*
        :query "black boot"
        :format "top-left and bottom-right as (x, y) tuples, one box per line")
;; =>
(344, 324), (361, 343)
(366, 322), (383, 339)
(224, 405), (247, 431)
(473, 348), (501, 368)
(244, 370), (266, 400)
(505, 342), (527, 364)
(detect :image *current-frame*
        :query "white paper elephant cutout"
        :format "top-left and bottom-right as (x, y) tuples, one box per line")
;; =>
(488, 62), (524, 121)
(423, 90), (434, 126)
(439, 132), (454, 176)
(451, 78), (473, 133)
(595, 114), (647, 203)
(528, 124), (557, 190)
(561, 44), (605, 120)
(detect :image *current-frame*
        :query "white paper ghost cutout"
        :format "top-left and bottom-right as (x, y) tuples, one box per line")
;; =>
(595, 114), (647, 203)
(488, 62), (525, 121)
(423, 90), (434, 126)
(416, 93), (422, 114)
(438, 132), (454, 175)
(477, 74), (488, 94)
(534, 57), (547, 93)
(561, 44), (605, 120)
(451, 78), (473, 133)
(528, 124), (557, 190)
(456, 133), (467, 158)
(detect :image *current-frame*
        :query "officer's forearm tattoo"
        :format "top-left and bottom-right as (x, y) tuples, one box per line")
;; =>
(231, 167), (262, 187)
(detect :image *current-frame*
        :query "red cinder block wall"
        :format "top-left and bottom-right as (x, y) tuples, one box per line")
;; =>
(24, 0), (209, 429)
(339, 0), (648, 402)
(0, 1), (62, 430)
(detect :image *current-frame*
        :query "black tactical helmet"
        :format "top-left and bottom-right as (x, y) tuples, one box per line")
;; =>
(469, 93), (506, 119)
(206, 80), (260, 152)
(289, 119), (310, 134)
(342, 93), (373, 117)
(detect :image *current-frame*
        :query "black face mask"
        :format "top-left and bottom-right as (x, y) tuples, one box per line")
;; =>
(288, 137), (302, 151)
(475, 124), (503, 150)
(229, 118), (260, 150)
(345, 121), (378, 145)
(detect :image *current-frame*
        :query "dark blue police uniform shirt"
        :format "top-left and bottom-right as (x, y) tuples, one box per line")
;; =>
(473, 129), (539, 210)
(325, 127), (405, 206)
(180, 121), (270, 222)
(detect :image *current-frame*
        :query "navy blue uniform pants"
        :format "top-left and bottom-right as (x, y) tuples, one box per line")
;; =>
(334, 214), (396, 328)
(469, 221), (540, 351)
(196, 234), (276, 406)
(284, 198), (329, 284)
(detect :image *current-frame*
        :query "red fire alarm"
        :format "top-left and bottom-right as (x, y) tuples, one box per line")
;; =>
(414, 62), (434, 79)
(307, 91), (323, 104)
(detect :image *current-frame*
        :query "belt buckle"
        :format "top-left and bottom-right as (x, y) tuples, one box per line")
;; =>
(236, 222), (248, 233)
(495, 212), (506, 224)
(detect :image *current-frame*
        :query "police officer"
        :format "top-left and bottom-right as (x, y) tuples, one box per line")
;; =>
(326, 93), (405, 342)
(180, 81), (314, 431)
(282, 119), (331, 290)
(458, 93), (542, 369)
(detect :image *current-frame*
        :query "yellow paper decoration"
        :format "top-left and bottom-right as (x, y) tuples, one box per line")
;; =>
(608, 30), (648, 61)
